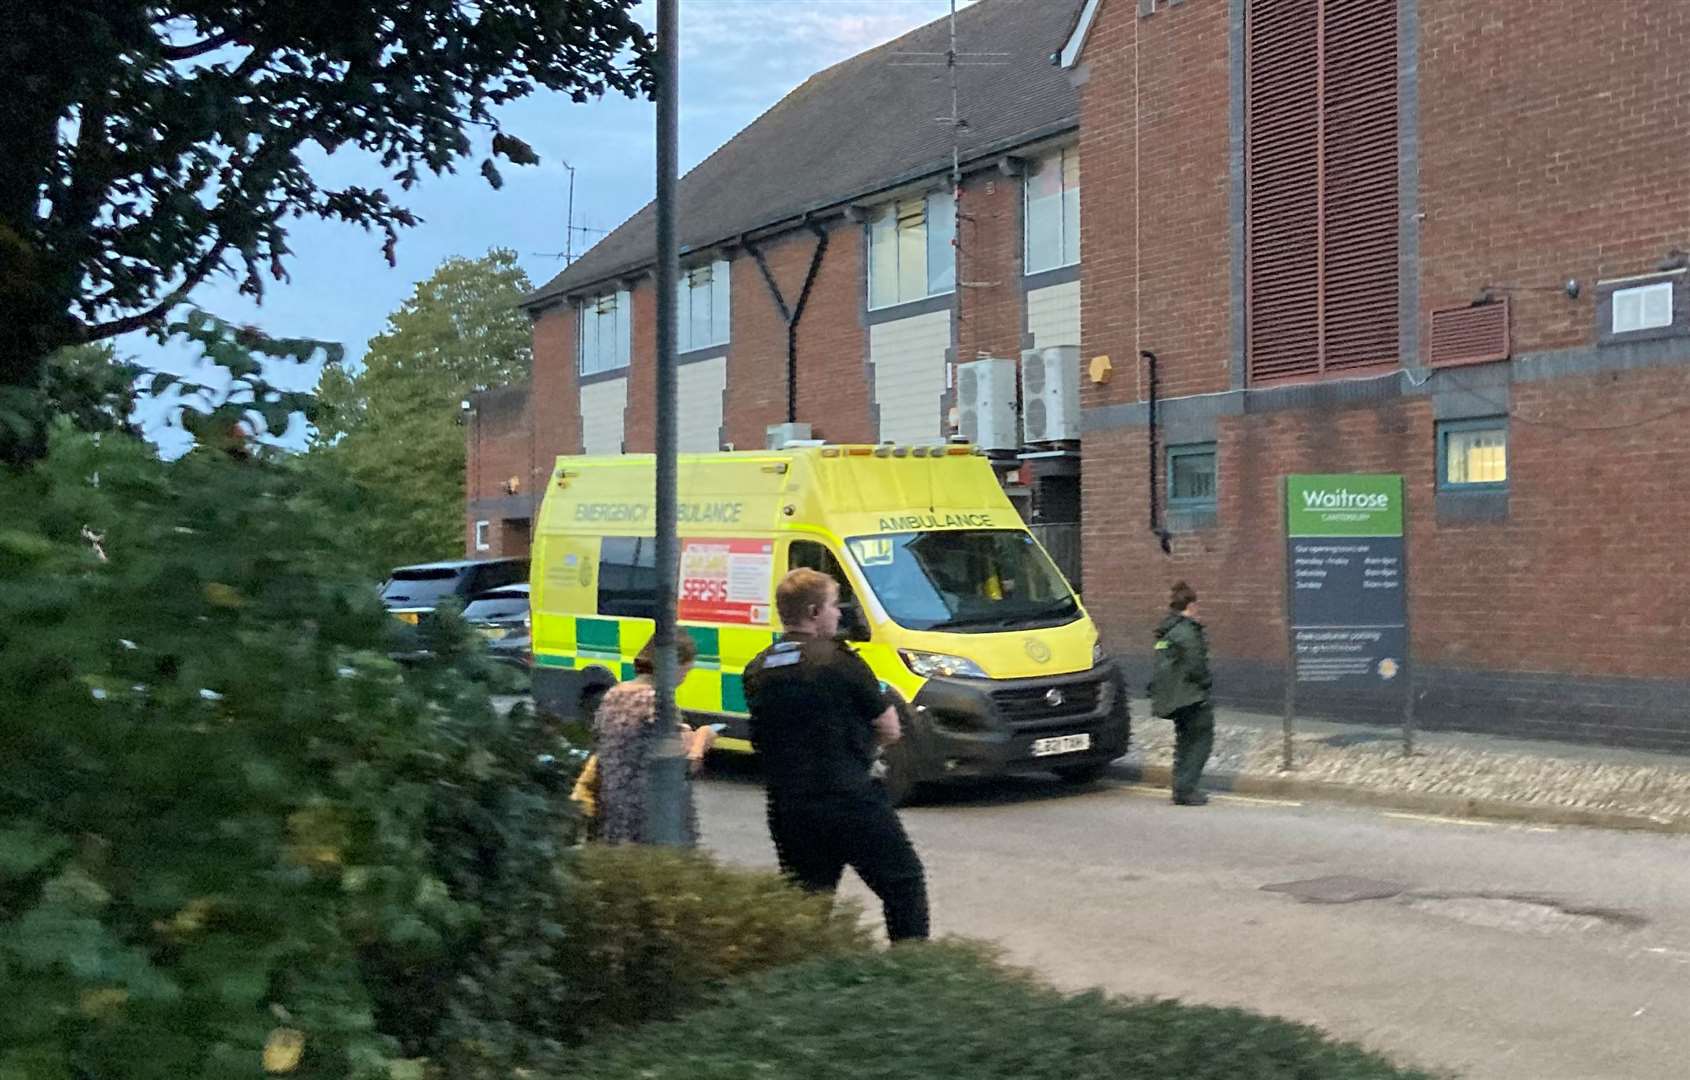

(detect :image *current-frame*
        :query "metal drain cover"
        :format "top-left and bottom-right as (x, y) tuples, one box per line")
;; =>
(1261, 875), (1408, 904)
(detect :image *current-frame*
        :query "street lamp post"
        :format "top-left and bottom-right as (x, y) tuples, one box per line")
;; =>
(645, 0), (689, 846)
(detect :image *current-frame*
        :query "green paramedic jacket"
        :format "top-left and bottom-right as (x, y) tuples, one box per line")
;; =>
(1148, 613), (1211, 718)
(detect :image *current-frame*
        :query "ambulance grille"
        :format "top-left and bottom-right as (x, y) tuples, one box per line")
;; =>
(992, 680), (1102, 725)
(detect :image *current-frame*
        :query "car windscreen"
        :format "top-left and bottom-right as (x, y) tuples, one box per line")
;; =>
(845, 530), (1078, 632)
(462, 595), (529, 622)
(380, 569), (463, 608)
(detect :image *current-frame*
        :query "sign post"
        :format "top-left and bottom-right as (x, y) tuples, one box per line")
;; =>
(1284, 474), (1411, 763)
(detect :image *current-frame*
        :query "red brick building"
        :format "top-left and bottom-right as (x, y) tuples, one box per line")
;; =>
(470, 0), (1690, 749)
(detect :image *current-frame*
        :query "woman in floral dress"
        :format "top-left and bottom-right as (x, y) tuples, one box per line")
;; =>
(592, 634), (717, 845)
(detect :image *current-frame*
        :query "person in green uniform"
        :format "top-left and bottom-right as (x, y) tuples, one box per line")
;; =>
(1149, 581), (1213, 806)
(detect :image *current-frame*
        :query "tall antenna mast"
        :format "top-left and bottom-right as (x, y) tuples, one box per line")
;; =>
(890, 2), (1008, 293)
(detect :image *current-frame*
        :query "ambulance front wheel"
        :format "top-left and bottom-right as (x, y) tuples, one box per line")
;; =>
(879, 738), (923, 808)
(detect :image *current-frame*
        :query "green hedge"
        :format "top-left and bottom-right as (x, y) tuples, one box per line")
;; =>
(0, 429), (582, 1079)
(439, 845), (871, 1074)
(557, 942), (1447, 1080)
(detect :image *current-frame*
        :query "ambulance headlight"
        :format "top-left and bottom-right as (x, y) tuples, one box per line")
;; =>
(899, 650), (988, 680)
(1092, 641), (1105, 667)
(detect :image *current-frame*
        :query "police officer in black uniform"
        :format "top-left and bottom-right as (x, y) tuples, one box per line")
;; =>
(743, 567), (930, 942)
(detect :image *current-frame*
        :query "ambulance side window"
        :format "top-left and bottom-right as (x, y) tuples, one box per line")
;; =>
(789, 540), (867, 639)
(599, 537), (657, 619)
(788, 541), (852, 600)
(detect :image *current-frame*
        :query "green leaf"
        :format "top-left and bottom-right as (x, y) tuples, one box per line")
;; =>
(490, 132), (540, 166)
(0, 825), (70, 881)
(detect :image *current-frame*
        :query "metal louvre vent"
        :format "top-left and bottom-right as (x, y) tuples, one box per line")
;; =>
(1247, 0), (1399, 384)
(1429, 300), (1510, 367)
(1023, 356), (1046, 395)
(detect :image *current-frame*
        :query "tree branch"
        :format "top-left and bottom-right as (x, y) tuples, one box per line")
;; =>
(161, 31), (239, 62)
(83, 240), (230, 342)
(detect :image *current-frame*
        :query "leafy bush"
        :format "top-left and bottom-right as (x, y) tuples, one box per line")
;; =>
(555, 941), (1446, 1080)
(0, 427), (581, 1079)
(434, 845), (871, 1074)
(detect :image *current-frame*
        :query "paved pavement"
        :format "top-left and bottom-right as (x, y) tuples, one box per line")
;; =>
(696, 765), (1690, 1080)
(503, 687), (1690, 830)
(1121, 698), (1690, 830)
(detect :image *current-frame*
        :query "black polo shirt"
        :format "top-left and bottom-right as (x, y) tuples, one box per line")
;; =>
(744, 634), (885, 805)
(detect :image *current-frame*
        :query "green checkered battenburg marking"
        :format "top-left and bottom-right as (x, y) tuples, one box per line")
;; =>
(721, 673), (748, 714)
(686, 625), (722, 668)
(577, 617), (621, 657)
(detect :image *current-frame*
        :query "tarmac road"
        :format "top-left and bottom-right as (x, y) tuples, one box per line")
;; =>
(696, 765), (1690, 1080)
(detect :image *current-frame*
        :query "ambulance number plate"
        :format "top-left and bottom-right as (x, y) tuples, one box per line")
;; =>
(1030, 733), (1091, 757)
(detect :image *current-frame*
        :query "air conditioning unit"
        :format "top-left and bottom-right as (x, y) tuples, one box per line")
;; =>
(766, 421), (813, 449)
(1021, 345), (1081, 443)
(956, 357), (1019, 451)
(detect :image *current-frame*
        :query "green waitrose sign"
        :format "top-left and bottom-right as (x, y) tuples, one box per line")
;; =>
(1286, 474), (1404, 538)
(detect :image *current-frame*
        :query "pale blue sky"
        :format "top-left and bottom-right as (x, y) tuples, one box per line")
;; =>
(128, 1), (972, 455)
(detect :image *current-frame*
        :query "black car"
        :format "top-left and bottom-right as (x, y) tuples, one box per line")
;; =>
(462, 584), (531, 669)
(380, 558), (529, 625)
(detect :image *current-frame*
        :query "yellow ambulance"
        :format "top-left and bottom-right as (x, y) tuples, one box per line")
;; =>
(528, 444), (1130, 802)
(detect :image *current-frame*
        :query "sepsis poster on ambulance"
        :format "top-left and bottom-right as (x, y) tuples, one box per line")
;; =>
(677, 539), (774, 625)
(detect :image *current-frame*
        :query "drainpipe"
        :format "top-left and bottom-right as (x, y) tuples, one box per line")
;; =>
(747, 219), (830, 424)
(1143, 350), (1172, 555)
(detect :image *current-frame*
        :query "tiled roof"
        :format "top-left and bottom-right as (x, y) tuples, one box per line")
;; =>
(525, 0), (1083, 308)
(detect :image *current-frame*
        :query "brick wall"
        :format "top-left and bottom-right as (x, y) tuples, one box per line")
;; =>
(530, 304), (582, 466)
(1418, 0), (1690, 355)
(464, 382), (537, 557)
(723, 221), (877, 449)
(1076, 1), (1136, 412)
(1075, 0), (1233, 409)
(955, 170), (1024, 364)
(1074, 0), (1690, 747)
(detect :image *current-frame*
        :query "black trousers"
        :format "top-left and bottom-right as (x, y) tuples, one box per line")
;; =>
(1167, 701), (1215, 799)
(767, 794), (930, 942)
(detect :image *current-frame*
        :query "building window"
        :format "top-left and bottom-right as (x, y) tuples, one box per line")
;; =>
(1167, 443), (1218, 510)
(1246, 0), (1399, 383)
(1611, 281), (1673, 335)
(868, 189), (956, 309)
(1437, 419), (1508, 491)
(578, 289), (632, 376)
(677, 259), (731, 353)
(1025, 147), (1080, 274)
(474, 520), (491, 552)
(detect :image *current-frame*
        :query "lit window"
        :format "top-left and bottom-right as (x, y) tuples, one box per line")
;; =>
(578, 289), (631, 376)
(1167, 443), (1217, 510)
(1611, 281), (1674, 335)
(1025, 147), (1080, 274)
(1438, 419), (1507, 490)
(677, 259), (731, 353)
(868, 190), (956, 309)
